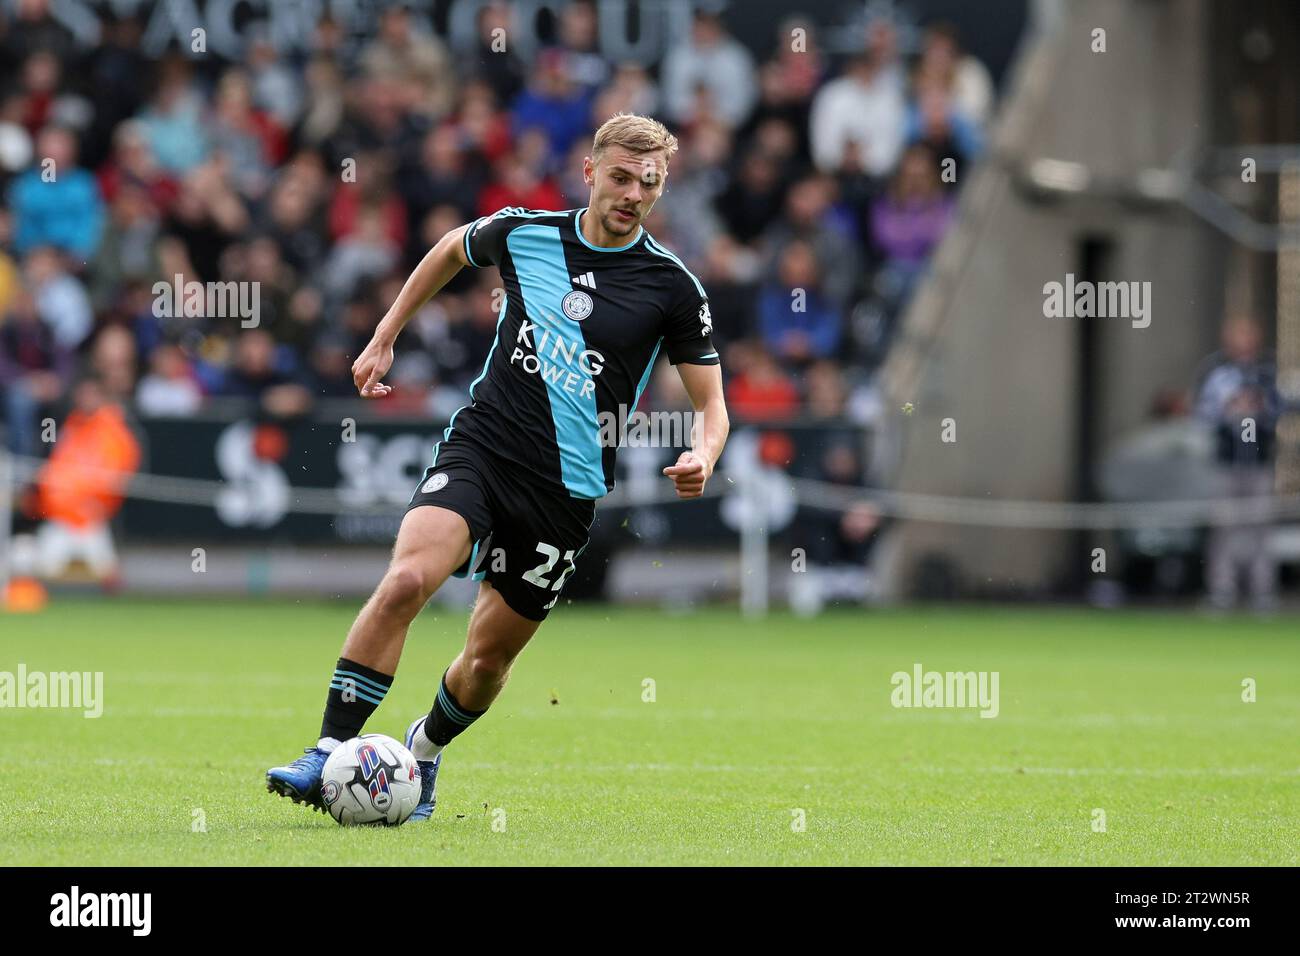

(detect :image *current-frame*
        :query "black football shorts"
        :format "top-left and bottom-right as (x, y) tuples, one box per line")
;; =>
(406, 435), (596, 621)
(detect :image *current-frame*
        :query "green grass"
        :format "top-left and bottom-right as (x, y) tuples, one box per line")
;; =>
(1, 599), (1296, 865)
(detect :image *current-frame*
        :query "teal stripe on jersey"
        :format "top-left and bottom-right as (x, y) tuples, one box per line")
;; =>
(634, 337), (662, 408)
(644, 235), (706, 297)
(506, 224), (605, 499)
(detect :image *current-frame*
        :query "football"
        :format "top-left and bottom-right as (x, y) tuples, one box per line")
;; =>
(320, 734), (421, 827)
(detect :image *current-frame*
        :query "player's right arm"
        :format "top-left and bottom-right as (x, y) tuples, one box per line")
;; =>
(351, 222), (474, 398)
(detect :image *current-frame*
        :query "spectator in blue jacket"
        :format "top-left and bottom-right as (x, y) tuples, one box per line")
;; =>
(758, 239), (841, 364)
(510, 49), (593, 168)
(8, 126), (105, 263)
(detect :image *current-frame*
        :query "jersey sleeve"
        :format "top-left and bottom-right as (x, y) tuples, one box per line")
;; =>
(463, 207), (529, 268)
(663, 271), (720, 366)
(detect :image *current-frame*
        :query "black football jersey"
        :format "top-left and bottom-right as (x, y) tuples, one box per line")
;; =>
(443, 206), (719, 498)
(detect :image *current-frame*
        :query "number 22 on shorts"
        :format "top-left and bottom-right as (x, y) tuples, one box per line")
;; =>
(521, 542), (580, 610)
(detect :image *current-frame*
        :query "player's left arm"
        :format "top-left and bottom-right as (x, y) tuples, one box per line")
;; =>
(663, 362), (729, 499)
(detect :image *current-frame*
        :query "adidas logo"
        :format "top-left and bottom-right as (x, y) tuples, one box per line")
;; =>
(571, 271), (597, 289)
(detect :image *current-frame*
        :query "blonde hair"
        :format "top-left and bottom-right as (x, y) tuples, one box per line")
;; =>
(591, 113), (678, 165)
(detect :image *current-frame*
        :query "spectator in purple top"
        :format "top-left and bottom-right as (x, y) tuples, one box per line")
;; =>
(870, 144), (953, 303)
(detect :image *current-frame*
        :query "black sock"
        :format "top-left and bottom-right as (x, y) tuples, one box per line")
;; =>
(320, 657), (393, 742)
(425, 670), (487, 746)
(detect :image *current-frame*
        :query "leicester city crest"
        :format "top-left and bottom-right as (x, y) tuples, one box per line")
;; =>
(562, 289), (594, 321)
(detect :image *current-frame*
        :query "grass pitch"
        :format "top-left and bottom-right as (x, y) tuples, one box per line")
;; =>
(1, 599), (1296, 866)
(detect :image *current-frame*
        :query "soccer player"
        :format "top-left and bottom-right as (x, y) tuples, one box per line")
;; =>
(266, 114), (729, 819)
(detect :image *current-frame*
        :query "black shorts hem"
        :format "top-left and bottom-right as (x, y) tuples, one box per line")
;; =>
(484, 575), (551, 622)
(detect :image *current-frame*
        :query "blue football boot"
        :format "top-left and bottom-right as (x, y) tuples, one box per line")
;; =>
(404, 716), (442, 822)
(266, 746), (330, 812)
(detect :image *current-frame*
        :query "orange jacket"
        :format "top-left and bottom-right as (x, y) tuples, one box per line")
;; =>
(37, 405), (141, 528)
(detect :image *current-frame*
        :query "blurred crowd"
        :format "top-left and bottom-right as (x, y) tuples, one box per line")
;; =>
(0, 0), (998, 459)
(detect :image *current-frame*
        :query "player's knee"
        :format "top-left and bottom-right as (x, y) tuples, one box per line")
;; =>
(378, 562), (433, 616)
